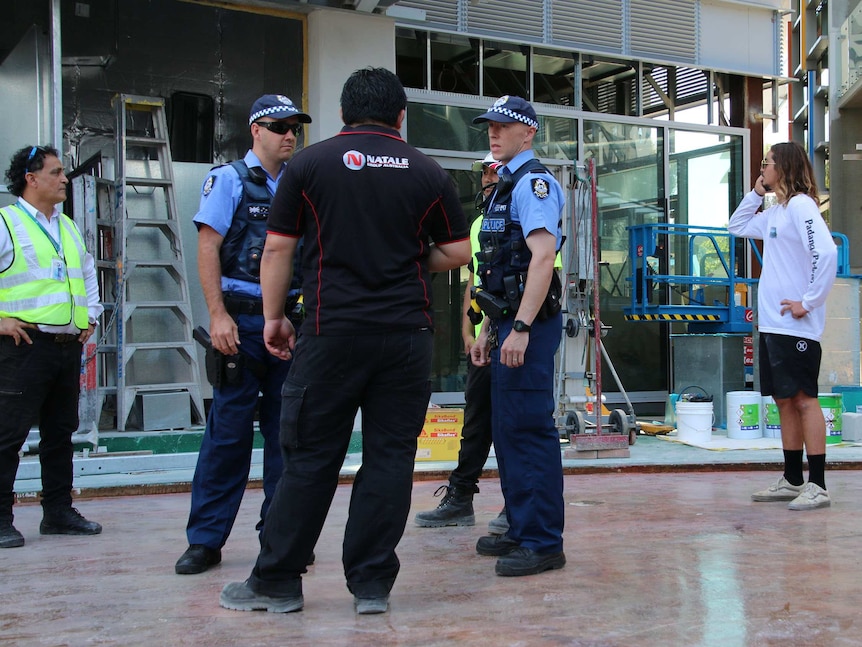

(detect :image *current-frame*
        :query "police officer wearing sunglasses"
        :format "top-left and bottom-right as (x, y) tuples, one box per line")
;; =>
(176, 95), (312, 575)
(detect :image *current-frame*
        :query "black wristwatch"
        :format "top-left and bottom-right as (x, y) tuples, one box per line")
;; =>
(513, 319), (532, 333)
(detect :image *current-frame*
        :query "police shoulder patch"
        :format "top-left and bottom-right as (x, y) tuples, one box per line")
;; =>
(531, 177), (549, 199)
(202, 175), (216, 196)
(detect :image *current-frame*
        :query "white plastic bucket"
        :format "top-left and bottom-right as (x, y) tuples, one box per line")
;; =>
(676, 400), (714, 444)
(727, 391), (763, 439)
(761, 396), (781, 438)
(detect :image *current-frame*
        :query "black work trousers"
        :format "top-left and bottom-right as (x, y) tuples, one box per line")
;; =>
(250, 330), (433, 599)
(0, 334), (82, 520)
(448, 361), (492, 490)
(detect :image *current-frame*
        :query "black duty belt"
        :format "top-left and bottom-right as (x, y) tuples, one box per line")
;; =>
(223, 295), (265, 316)
(29, 330), (81, 344)
(223, 294), (300, 318)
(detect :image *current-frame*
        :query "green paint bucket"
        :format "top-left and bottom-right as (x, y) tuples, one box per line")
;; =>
(761, 396), (781, 439)
(726, 391), (763, 439)
(818, 393), (843, 444)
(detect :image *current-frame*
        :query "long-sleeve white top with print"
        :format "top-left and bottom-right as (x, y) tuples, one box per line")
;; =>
(728, 190), (837, 342)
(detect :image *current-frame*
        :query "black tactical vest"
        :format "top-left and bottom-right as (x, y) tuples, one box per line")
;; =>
(219, 160), (272, 283)
(476, 158), (552, 296)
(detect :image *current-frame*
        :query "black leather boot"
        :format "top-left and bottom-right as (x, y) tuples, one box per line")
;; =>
(0, 519), (24, 548)
(414, 483), (478, 527)
(40, 507), (102, 536)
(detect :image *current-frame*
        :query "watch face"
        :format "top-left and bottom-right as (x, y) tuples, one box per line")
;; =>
(514, 320), (530, 332)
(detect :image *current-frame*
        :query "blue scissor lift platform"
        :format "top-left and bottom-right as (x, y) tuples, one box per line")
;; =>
(625, 224), (855, 331)
(625, 223), (757, 334)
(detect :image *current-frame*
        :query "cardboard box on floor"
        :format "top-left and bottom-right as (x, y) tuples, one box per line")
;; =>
(416, 408), (464, 461)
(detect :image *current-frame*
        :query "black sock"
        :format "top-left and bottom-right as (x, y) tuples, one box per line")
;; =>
(783, 449), (804, 486)
(807, 454), (826, 490)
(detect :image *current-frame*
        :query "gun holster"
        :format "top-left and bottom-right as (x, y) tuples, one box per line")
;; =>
(474, 289), (511, 320)
(205, 348), (245, 389)
(205, 346), (221, 388)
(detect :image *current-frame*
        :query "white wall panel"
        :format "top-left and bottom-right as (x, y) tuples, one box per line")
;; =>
(699, 1), (780, 75)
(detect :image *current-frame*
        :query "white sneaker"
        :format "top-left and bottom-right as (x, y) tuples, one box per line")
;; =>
(787, 482), (831, 511)
(751, 476), (804, 502)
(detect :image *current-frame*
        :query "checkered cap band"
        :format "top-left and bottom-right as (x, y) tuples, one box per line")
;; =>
(247, 95), (311, 125)
(487, 105), (538, 129)
(250, 105), (292, 124)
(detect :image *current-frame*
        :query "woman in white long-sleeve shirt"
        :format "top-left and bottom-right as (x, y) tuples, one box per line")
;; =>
(728, 141), (837, 511)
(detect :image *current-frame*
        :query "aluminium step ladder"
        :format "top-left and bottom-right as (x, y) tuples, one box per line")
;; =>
(105, 94), (205, 431)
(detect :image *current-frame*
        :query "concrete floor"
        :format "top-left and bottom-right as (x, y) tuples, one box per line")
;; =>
(4, 466), (862, 646)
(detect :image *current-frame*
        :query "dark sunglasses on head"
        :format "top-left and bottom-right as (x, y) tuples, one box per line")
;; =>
(255, 121), (302, 136)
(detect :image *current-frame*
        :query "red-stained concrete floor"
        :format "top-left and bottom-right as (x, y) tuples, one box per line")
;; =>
(2, 470), (861, 647)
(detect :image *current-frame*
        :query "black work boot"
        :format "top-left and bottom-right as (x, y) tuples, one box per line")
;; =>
(40, 507), (102, 536)
(414, 484), (477, 527)
(0, 519), (24, 548)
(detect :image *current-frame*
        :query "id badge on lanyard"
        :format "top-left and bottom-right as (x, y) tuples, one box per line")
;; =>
(51, 257), (67, 281)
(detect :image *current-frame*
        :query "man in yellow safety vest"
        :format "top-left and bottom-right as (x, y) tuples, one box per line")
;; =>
(0, 145), (103, 548)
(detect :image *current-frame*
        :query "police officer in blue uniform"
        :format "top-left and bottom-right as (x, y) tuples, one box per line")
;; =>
(175, 95), (311, 575)
(469, 96), (567, 577)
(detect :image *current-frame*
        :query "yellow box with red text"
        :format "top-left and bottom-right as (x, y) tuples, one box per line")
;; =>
(416, 409), (463, 461)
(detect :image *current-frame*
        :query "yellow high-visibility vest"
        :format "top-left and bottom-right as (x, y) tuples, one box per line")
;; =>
(0, 204), (89, 329)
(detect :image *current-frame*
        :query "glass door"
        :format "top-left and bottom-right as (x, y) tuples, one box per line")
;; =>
(426, 159), (482, 399)
(428, 156), (572, 402)
(583, 119), (668, 414)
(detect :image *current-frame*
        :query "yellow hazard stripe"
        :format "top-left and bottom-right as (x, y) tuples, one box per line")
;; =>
(624, 314), (722, 321)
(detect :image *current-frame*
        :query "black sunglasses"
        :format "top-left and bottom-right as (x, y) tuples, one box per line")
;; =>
(255, 121), (302, 136)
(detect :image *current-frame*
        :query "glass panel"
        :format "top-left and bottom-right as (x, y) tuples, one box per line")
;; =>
(838, 5), (862, 97)
(669, 129), (746, 307)
(429, 168), (485, 393)
(430, 33), (479, 94)
(581, 55), (638, 116)
(533, 48), (576, 107)
(483, 40), (529, 99)
(584, 120), (667, 395)
(405, 103), (490, 152)
(535, 116), (577, 162)
(396, 28), (428, 90)
(405, 103), (578, 163)
(669, 130), (744, 228)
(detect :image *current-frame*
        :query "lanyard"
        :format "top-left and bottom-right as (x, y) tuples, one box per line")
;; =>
(14, 202), (63, 257)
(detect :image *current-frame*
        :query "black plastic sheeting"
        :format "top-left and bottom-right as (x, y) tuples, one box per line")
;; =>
(58, 0), (304, 167)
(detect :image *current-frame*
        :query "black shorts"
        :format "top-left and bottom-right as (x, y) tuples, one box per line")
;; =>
(758, 332), (821, 399)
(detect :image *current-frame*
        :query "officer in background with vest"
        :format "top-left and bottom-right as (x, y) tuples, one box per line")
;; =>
(0, 145), (103, 548)
(469, 96), (567, 577)
(414, 153), (509, 535)
(175, 95), (311, 575)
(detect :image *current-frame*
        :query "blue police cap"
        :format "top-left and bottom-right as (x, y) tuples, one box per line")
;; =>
(472, 95), (538, 130)
(248, 95), (312, 125)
